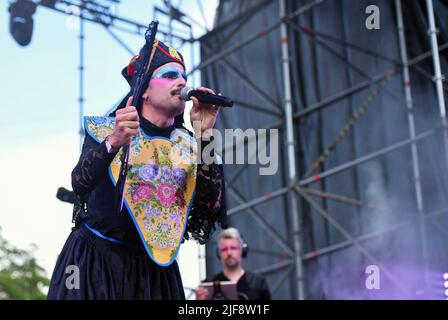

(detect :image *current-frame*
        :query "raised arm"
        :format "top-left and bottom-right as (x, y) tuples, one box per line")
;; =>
(72, 96), (140, 195)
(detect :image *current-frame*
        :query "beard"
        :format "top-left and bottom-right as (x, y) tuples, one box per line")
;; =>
(168, 94), (185, 116)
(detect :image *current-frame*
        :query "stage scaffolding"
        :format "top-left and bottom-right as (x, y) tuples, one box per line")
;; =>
(31, 0), (448, 299)
(197, 0), (448, 299)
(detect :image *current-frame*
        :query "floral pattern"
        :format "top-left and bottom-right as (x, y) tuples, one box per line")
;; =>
(139, 165), (159, 181)
(171, 129), (198, 165)
(130, 135), (143, 156)
(91, 116), (109, 126)
(126, 160), (196, 265)
(85, 116), (114, 142)
(135, 183), (154, 200)
(86, 116), (198, 266)
(155, 183), (176, 206)
(172, 168), (186, 188)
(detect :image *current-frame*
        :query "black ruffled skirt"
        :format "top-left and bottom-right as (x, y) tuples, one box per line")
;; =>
(47, 225), (185, 300)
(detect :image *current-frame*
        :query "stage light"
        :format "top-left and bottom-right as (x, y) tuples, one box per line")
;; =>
(444, 281), (448, 288)
(445, 289), (448, 296)
(444, 273), (448, 280)
(8, 0), (37, 46)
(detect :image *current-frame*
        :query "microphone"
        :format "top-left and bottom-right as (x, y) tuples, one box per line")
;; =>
(180, 86), (234, 107)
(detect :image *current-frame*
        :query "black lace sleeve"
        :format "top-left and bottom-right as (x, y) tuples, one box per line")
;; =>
(71, 134), (117, 196)
(184, 140), (228, 244)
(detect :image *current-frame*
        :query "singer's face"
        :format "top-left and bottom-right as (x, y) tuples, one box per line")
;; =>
(218, 238), (243, 269)
(142, 62), (187, 116)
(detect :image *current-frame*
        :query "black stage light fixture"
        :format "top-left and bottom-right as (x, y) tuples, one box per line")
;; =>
(8, 0), (37, 47)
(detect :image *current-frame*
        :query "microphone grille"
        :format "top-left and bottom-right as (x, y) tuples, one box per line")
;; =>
(180, 86), (193, 101)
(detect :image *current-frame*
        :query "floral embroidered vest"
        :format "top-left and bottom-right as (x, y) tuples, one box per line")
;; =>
(84, 116), (197, 266)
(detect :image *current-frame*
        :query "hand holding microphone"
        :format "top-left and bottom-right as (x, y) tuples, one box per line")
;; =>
(186, 86), (230, 138)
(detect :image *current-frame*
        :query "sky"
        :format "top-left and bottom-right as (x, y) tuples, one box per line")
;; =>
(0, 0), (218, 299)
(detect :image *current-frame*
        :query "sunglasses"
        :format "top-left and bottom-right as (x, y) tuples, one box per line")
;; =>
(151, 65), (188, 82)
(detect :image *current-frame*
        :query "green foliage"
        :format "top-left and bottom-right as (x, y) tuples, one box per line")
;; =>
(0, 227), (50, 300)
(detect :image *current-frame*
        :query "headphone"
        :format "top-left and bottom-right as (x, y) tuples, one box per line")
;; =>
(216, 228), (249, 259)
